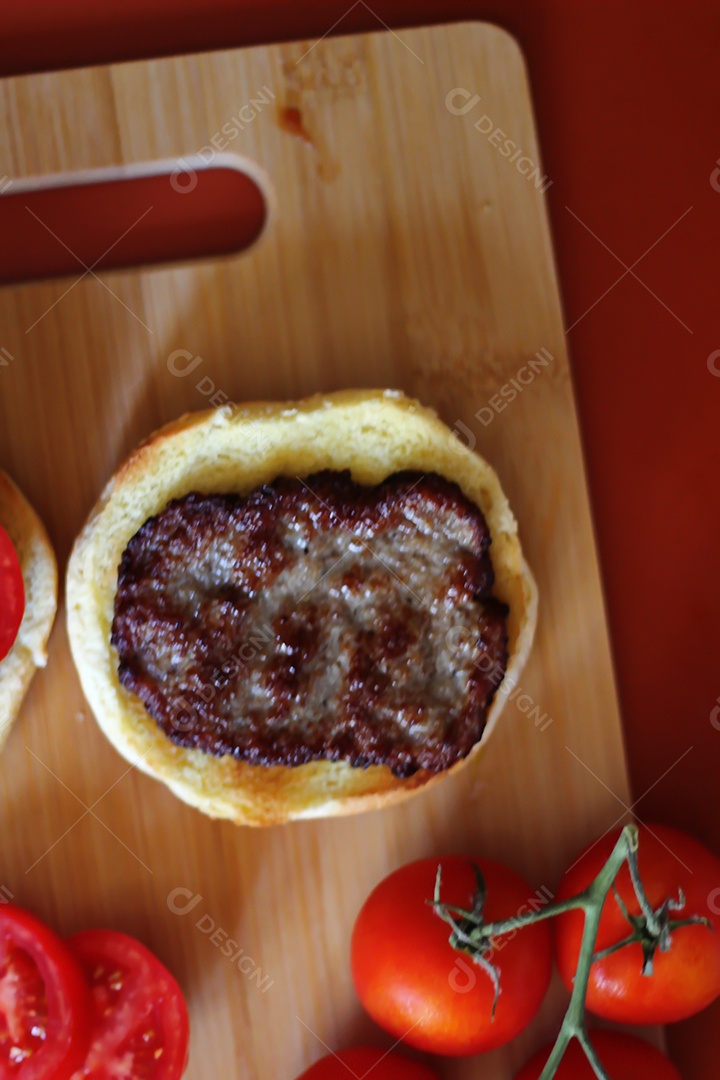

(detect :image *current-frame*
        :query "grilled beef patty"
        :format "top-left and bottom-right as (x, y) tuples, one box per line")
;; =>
(111, 471), (508, 777)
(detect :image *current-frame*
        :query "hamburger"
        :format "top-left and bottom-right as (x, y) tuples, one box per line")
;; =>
(66, 390), (536, 824)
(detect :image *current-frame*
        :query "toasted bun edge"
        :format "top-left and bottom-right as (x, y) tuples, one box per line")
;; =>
(0, 471), (58, 747)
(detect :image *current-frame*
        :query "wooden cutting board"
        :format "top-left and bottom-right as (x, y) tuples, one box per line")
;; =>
(0, 22), (630, 1078)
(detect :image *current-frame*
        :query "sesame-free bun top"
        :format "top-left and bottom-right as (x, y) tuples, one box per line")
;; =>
(0, 471), (58, 748)
(66, 390), (537, 825)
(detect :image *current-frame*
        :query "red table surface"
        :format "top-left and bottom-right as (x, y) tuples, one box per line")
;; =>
(2, 2), (719, 1076)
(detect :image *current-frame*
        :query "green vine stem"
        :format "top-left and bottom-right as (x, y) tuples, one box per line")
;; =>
(431, 823), (712, 1079)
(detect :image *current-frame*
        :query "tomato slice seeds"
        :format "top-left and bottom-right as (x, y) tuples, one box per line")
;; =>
(68, 930), (189, 1080)
(0, 906), (90, 1080)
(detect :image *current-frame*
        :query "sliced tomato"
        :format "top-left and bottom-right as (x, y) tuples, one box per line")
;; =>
(68, 930), (189, 1080)
(0, 525), (25, 663)
(0, 904), (90, 1079)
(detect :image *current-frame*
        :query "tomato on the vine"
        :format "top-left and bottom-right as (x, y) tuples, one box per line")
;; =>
(0, 523), (24, 663)
(351, 856), (553, 1055)
(554, 823), (720, 1023)
(515, 1030), (683, 1079)
(295, 1048), (439, 1079)
(0, 904), (91, 1079)
(68, 930), (189, 1079)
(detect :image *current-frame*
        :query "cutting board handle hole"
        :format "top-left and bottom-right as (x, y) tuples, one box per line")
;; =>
(0, 158), (267, 285)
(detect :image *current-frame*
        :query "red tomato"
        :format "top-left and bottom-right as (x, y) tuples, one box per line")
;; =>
(554, 824), (720, 1023)
(296, 1047), (439, 1079)
(68, 930), (189, 1079)
(351, 856), (553, 1055)
(0, 904), (90, 1079)
(514, 1030), (683, 1079)
(0, 524), (25, 662)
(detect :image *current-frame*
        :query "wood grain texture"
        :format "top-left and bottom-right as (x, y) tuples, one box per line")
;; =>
(0, 23), (631, 1078)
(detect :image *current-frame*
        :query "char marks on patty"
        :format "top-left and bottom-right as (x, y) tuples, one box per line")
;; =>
(111, 471), (508, 777)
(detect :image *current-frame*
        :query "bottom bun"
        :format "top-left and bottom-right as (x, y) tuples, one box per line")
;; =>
(67, 390), (537, 825)
(0, 472), (58, 748)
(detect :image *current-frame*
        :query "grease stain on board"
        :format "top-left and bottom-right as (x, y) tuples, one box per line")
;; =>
(276, 101), (340, 182)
